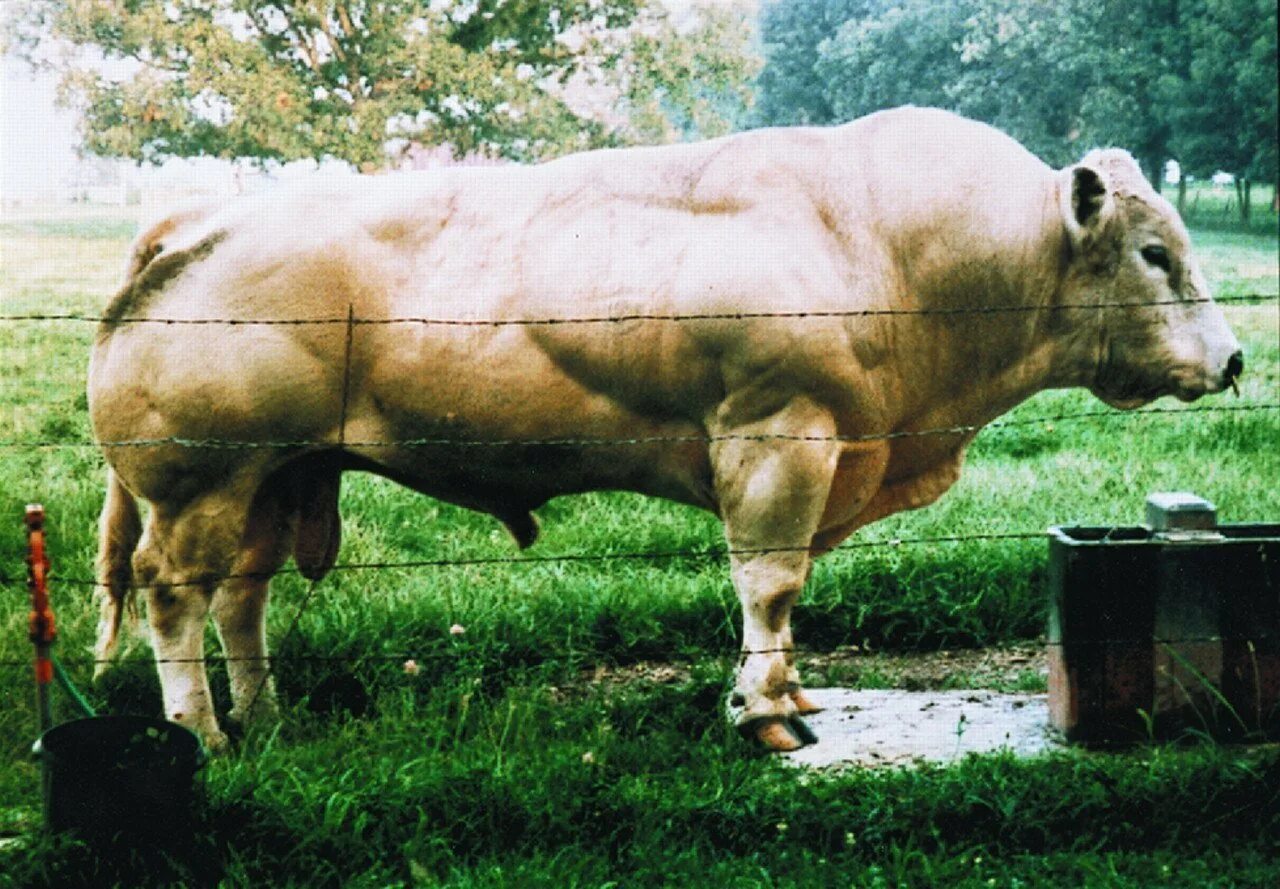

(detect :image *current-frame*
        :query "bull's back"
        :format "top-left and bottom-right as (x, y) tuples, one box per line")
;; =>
(93, 111), (1041, 505)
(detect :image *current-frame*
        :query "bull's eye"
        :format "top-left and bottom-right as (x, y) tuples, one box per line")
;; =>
(1140, 244), (1171, 273)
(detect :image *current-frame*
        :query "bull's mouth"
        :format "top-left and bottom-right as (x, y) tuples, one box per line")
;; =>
(1093, 380), (1213, 410)
(1092, 364), (1218, 410)
(1091, 379), (1172, 410)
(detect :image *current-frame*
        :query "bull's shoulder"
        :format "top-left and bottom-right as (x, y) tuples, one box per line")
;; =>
(533, 127), (836, 216)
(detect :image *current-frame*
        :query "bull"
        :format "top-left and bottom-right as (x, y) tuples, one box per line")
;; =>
(89, 107), (1243, 752)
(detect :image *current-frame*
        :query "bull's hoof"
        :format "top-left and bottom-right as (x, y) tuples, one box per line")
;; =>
(787, 715), (819, 746)
(790, 689), (824, 715)
(201, 728), (232, 756)
(749, 718), (804, 752)
(740, 715), (820, 752)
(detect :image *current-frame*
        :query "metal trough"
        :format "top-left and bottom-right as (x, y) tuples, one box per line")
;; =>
(1048, 493), (1279, 744)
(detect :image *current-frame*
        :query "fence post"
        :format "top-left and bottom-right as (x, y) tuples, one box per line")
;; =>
(26, 505), (55, 736)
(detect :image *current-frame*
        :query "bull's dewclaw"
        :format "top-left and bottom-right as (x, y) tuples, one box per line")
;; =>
(89, 107), (1242, 753)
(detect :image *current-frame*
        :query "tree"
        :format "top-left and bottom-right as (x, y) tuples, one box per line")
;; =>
(6, 1), (758, 170)
(1170, 0), (1278, 222)
(753, 0), (870, 127)
(946, 0), (1091, 168)
(1061, 0), (1186, 189)
(754, 0), (1277, 208)
(814, 0), (970, 127)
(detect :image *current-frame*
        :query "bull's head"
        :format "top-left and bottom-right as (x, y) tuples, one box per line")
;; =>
(1057, 149), (1242, 409)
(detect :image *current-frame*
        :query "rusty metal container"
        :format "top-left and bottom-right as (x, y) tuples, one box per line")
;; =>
(1048, 494), (1280, 744)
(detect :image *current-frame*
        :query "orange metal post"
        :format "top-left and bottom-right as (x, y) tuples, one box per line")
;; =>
(26, 504), (55, 735)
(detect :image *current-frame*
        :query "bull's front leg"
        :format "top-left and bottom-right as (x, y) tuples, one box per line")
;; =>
(713, 399), (842, 751)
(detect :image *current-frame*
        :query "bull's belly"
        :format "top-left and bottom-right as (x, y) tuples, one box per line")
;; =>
(344, 412), (719, 517)
(347, 322), (720, 513)
(811, 443), (968, 552)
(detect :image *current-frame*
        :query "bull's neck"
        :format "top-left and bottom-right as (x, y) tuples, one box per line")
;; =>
(842, 183), (1084, 434)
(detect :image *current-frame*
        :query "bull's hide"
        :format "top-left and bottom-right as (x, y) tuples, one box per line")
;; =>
(88, 106), (1242, 752)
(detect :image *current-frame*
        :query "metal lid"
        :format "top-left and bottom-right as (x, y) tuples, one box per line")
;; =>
(1145, 492), (1217, 533)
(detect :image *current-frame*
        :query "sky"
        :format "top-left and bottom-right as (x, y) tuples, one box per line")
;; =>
(1, 54), (82, 201)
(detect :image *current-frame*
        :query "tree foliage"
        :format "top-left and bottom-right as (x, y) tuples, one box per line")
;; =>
(1171, 0), (1278, 184)
(753, 0), (868, 126)
(755, 0), (1277, 210)
(7, 0), (758, 169)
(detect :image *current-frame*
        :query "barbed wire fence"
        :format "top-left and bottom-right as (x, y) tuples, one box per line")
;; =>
(3, 292), (1278, 730)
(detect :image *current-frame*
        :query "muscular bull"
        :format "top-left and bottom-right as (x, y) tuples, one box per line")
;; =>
(89, 107), (1242, 752)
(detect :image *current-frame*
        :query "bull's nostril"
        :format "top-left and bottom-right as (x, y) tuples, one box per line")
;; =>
(1226, 350), (1244, 382)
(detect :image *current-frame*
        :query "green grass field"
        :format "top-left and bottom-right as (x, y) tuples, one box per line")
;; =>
(1176, 181), (1279, 236)
(1, 203), (1277, 887)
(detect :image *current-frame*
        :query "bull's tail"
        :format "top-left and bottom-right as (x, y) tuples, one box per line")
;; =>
(93, 468), (142, 678)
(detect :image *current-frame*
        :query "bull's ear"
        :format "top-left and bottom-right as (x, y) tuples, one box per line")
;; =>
(1060, 163), (1114, 249)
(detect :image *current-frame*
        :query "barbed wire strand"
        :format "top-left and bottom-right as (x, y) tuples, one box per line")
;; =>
(0, 530), (1050, 591)
(1, 402), (1276, 452)
(0, 635), (1274, 671)
(0, 293), (1274, 328)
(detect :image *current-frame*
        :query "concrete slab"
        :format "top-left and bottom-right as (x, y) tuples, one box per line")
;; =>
(782, 688), (1065, 769)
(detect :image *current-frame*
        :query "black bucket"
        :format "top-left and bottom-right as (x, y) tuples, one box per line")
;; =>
(33, 715), (205, 843)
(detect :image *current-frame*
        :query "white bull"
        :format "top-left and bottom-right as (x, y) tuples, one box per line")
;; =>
(89, 107), (1242, 752)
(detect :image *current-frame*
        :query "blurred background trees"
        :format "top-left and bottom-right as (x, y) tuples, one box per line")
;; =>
(756, 0), (1277, 222)
(6, 0), (756, 170)
(4, 1), (1275, 221)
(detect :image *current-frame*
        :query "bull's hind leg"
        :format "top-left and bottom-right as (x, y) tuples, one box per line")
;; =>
(713, 400), (842, 752)
(212, 484), (296, 730)
(215, 460), (342, 731)
(132, 484), (257, 752)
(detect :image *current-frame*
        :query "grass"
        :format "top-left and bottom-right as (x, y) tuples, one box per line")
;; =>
(1175, 181), (1279, 236)
(1, 203), (1278, 886)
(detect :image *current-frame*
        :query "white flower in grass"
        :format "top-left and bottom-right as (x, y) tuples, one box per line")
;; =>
(449, 624), (466, 636)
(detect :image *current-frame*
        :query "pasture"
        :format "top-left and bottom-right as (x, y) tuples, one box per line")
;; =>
(1, 203), (1278, 886)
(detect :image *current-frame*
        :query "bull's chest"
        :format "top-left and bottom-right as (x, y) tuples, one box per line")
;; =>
(816, 440), (968, 546)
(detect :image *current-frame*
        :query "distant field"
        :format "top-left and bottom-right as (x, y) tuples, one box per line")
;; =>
(1176, 181), (1279, 235)
(1, 203), (1277, 886)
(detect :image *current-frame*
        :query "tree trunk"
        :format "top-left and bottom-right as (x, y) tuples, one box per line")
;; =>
(1177, 171), (1187, 216)
(1273, 175), (1279, 213)
(1145, 156), (1163, 193)
(1241, 178), (1251, 225)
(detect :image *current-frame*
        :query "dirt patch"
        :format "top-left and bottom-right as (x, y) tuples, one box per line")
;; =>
(568, 643), (1047, 697)
(783, 689), (1061, 769)
(801, 642), (1046, 692)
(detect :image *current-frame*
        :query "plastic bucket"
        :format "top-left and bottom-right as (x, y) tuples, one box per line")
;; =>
(33, 715), (205, 842)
